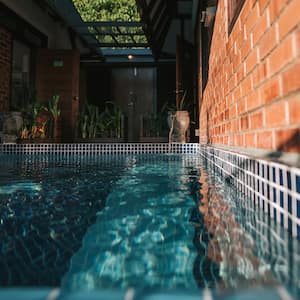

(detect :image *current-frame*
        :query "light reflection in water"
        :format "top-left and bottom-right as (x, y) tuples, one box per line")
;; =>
(61, 158), (198, 291)
(60, 155), (299, 295)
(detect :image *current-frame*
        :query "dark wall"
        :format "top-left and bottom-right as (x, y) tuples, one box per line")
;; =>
(156, 63), (176, 112)
(86, 67), (111, 108)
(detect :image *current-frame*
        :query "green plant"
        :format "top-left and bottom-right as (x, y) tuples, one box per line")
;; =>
(77, 102), (124, 139)
(103, 101), (123, 138)
(20, 98), (50, 140)
(78, 103), (103, 138)
(168, 90), (190, 112)
(48, 95), (61, 119)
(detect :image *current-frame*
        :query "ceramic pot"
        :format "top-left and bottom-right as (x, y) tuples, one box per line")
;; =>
(168, 110), (190, 143)
(3, 112), (23, 135)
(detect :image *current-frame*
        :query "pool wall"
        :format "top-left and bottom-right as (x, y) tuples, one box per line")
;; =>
(0, 143), (299, 239)
(199, 145), (300, 239)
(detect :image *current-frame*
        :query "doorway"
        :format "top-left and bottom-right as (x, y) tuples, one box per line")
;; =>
(111, 67), (156, 142)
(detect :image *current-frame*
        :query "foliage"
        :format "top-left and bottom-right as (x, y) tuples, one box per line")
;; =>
(73, 0), (140, 22)
(77, 102), (124, 139)
(168, 90), (191, 112)
(21, 101), (49, 139)
(20, 95), (61, 140)
(102, 101), (123, 138)
(78, 103), (100, 138)
(141, 103), (168, 137)
(72, 0), (147, 44)
(48, 95), (61, 119)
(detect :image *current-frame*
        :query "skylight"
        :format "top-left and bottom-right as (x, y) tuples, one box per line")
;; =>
(72, 0), (149, 49)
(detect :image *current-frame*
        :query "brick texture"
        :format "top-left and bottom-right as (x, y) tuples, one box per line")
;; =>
(199, 0), (300, 153)
(0, 26), (12, 112)
(36, 49), (80, 141)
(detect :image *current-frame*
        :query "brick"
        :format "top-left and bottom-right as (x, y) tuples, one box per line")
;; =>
(225, 122), (231, 133)
(278, 0), (300, 39)
(257, 131), (274, 149)
(241, 39), (251, 61)
(258, 0), (269, 13)
(247, 89), (261, 111)
(259, 26), (277, 60)
(237, 99), (246, 114)
(288, 95), (300, 125)
(245, 49), (258, 75)
(250, 111), (264, 129)
(244, 3), (259, 35)
(236, 64), (245, 83)
(265, 101), (287, 127)
(275, 128), (300, 152)
(282, 62), (300, 95)
(268, 34), (295, 76)
(240, 115), (249, 130)
(244, 132), (256, 147)
(268, 0), (289, 25)
(296, 28), (300, 57)
(253, 61), (268, 87)
(241, 75), (253, 97)
(261, 76), (281, 104)
(252, 9), (268, 46)
(229, 104), (237, 118)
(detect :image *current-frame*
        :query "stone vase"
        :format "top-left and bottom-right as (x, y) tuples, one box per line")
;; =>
(3, 111), (23, 135)
(168, 110), (190, 143)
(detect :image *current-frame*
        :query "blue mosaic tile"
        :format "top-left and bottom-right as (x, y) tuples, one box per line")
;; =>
(288, 218), (292, 233)
(272, 167), (276, 182)
(280, 192), (284, 208)
(288, 195), (292, 213)
(279, 169), (284, 186)
(296, 175), (300, 193)
(273, 188), (277, 203)
(287, 171), (291, 189)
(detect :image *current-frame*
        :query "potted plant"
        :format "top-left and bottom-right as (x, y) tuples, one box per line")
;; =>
(168, 90), (190, 143)
(19, 101), (50, 142)
(76, 102), (124, 143)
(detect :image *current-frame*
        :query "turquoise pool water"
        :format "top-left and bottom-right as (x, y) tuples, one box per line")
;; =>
(0, 154), (299, 298)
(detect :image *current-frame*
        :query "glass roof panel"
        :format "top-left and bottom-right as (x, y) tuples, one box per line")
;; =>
(72, 0), (140, 22)
(72, 0), (149, 51)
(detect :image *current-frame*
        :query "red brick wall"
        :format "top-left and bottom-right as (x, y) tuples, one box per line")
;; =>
(36, 49), (80, 141)
(199, 0), (300, 153)
(0, 26), (12, 112)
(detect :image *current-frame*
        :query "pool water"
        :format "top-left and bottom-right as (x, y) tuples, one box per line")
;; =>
(0, 154), (299, 297)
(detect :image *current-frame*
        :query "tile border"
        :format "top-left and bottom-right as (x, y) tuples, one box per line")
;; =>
(0, 143), (200, 155)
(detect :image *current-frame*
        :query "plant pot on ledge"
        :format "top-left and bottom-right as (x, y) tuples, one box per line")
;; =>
(167, 90), (191, 143)
(168, 111), (190, 143)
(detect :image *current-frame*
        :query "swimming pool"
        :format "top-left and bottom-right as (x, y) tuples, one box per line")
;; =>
(0, 151), (299, 299)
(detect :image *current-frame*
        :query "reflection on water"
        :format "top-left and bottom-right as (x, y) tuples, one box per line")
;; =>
(192, 163), (299, 296)
(0, 154), (299, 295)
(62, 155), (300, 295)
(61, 157), (198, 291)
